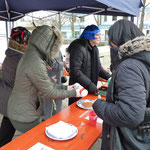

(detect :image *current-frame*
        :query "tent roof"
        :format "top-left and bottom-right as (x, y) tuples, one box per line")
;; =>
(0, 0), (143, 21)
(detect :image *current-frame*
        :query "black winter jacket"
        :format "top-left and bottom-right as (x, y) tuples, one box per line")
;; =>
(93, 36), (150, 150)
(68, 39), (110, 94)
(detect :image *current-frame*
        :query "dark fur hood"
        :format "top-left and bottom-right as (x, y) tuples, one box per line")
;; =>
(119, 36), (150, 59)
(8, 39), (28, 53)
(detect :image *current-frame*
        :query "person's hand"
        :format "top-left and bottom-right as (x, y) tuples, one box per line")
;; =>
(75, 88), (82, 97)
(67, 83), (83, 91)
(51, 75), (57, 83)
(46, 66), (52, 70)
(68, 83), (88, 97)
(73, 83), (84, 90)
(67, 85), (74, 91)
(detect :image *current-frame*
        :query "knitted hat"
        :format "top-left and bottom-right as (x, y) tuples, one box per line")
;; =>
(10, 27), (31, 45)
(80, 24), (100, 40)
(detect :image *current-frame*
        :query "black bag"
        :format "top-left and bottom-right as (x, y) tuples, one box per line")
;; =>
(110, 108), (150, 150)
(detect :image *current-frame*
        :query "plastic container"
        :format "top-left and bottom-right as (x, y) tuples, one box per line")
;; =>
(89, 111), (97, 125)
(80, 88), (88, 97)
(74, 83), (88, 97)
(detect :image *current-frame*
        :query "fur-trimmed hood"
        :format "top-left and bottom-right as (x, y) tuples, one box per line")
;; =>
(119, 36), (150, 59)
(8, 39), (28, 53)
(28, 25), (63, 65)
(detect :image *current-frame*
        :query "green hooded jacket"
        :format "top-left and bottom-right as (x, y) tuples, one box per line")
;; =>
(7, 25), (76, 123)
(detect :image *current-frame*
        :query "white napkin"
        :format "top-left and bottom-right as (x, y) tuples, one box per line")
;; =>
(46, 121), (77, 139)
(28, 142), (54, 150)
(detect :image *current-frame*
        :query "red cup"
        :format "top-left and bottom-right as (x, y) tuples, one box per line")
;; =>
(89, 111), (97, 125)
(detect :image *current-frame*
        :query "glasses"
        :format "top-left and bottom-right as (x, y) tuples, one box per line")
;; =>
(95, 33), (101, 39)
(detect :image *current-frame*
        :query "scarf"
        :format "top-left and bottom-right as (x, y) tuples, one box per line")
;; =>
(90, 45), (99, 86)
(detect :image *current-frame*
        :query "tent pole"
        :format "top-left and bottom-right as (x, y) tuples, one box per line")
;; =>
(136, 17), (139, 26)
(131, 16), (134, 22)
(5, 0), (10, 21)
(12, 21), (14, 28)
(5, 21), (8, 45)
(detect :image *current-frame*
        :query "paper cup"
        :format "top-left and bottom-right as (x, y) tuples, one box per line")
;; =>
(80, 88), (88, 97)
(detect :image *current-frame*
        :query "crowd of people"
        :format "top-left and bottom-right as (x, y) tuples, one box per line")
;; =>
(0, 19), (150, 150)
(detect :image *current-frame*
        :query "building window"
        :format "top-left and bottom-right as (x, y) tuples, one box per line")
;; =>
(123, 16), (128, 20)
(62, 32), (67, 38)
(146, 30), (150, 36)
(112, 16), (117, 21)
(145, 12), (150, 21)
(74, 31), (80, 38)
(104, 15), (107, 22)
(80, 17), (84, 22)
(105, 30), (108, 41)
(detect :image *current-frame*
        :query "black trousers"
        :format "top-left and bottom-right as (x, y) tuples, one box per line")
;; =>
(0, 116), (16, 147)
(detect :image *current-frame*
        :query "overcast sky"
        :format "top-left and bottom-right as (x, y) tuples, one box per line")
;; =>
(146, 0), (150, 5)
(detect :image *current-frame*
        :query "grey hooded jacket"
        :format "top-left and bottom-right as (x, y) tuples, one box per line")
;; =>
(7, 25), (76, 123)
(93, 36), (150, 150)
(0, 40), (27, 116)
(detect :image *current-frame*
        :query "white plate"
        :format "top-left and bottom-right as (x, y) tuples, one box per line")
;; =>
(45, 123), (78, 141)
(77, 99), (94, 109)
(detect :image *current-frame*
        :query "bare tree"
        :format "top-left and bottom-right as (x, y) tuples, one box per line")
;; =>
(58, 13), (61, 30)
(93, 15), (101, 26)
(22, 11), (69, 31)
(69, 13), (76, 38)
(52, 13), (69, 30)
(46, 13), (69, 30)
